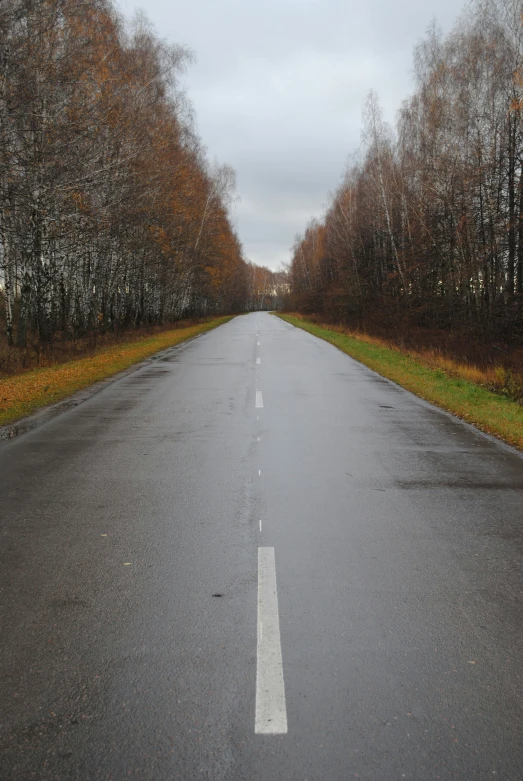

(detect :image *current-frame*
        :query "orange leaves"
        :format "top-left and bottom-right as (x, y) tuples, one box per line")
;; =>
(0, 0), (250, 352)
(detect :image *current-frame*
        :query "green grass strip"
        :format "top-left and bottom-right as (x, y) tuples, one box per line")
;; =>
(276, 313), (523, 451)
(0, 316), (234, 427)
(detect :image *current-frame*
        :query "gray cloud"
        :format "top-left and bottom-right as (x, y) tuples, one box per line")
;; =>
(119, 0), (464, 268)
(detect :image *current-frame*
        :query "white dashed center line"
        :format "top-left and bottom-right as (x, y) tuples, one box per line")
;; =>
(255, 547), (287, 734)
(256, 357), (261, 365)
(256, 391), (264, 408)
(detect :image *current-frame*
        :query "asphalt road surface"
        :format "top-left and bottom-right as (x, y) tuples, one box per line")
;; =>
(1, 312), (523, 781)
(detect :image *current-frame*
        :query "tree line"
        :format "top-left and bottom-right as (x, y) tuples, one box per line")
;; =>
(289, 0), (523, 347)
(246, 263), (289, 311)
(0, 0), (272, 350)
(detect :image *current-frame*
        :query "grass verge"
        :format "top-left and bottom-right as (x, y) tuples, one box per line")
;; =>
(276, 313), (523, 451)
(0, 316), (234, 427)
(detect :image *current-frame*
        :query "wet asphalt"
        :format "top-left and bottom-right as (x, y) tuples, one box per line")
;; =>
(1, 311), (523, 781)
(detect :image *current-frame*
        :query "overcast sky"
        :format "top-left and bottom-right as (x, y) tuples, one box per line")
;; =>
(118, 0), (465, 270)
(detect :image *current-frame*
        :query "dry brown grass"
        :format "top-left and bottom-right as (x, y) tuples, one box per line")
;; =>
(277, 313), (523, 450)
(0, 316), (234, 426)
(292, 315), (523, 403)
(0, 318), (225, 376)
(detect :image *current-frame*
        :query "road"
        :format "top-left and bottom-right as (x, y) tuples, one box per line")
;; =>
(1, 312), (523, 781)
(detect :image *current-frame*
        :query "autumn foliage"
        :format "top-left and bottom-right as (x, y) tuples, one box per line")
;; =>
(0, 0), (251, 352)
(289, 0), (523, 359)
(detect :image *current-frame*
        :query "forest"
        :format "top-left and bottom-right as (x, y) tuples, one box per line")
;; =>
(0, 0), (286, 363)
(288, 0), (523, 365)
